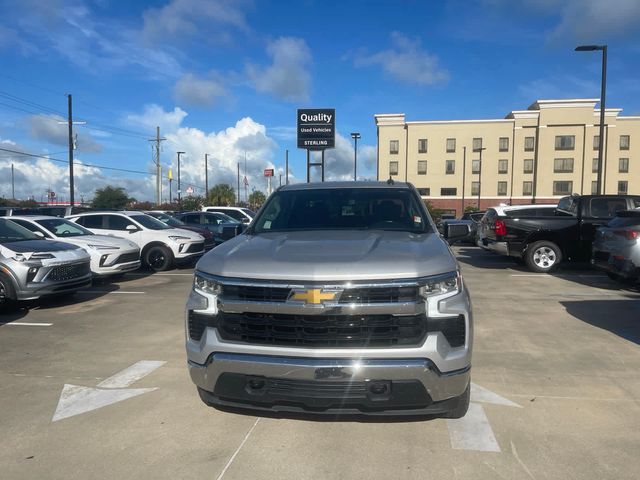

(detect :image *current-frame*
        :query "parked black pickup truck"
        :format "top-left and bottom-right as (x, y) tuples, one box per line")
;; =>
(484, 194), (640, 272)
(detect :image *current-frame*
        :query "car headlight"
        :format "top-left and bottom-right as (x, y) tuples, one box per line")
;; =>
(87, 244), (120, 250)
(169, 235), (191, 242)
(194, 273), (222, 295)
(419, 272), (460, 298)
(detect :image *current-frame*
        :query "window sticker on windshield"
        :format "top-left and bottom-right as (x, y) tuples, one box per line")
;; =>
(413, 215), (422, 223)
(264, 220), (272, 229)
(342, 206), (355, 216)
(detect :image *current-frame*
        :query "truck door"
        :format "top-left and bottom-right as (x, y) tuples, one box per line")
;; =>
(579, 197), (628, 259)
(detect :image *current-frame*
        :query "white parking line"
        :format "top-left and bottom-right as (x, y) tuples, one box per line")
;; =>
(447, 403), (501, 452)
(76, 291), (146, 294)
(2, 322), (52, 327)
(216, 418), (261, 480)
(127, 273), (193, 276)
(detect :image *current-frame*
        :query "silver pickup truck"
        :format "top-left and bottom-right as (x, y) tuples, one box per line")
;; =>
(186, 181), (473, 417)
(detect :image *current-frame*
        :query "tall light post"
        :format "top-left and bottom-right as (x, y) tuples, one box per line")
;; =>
(204, 153), (210, 202)
(475, 147), (486, 209)
(177, 151), (185, 210)
(575, 44), (607, 195)
(350, 132), (361, 181)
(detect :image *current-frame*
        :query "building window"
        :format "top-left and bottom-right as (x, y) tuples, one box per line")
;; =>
(499, 137), (509, 152)
(553, 181), (573, 195)
(524, 136), (535, 152)
(498, 159), (508, 174)
(472, 138), (483, 152)
(593, 135), (600, 150)
(523, 159), (534, 174)
(591, 181), (598, 195)
(620, 135), (630, 150)
(441, 188), (457, 196)
(618, 181), (628, 194)
(417, 160), (427, 175)
(497, 181), (508, 196)
(390, 140), (399, 154)
(592, 158), (599, 173)
(418, 138), (428, 154)
(446, 138), (456, 153)
(523, 181), (533, 196)
(417, 188), (430, 196)
(554, 158), (574, 173)
(471, 182), (480, 196)
(446, 160), (455, 174)
(471, 160), (480, 174)
(619, 158), (629, 173)
(389, 161), (398, 176)
(555, 135), (575, 151)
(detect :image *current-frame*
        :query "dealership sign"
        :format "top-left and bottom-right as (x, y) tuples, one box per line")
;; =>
(297, 108), (335, 150)
(263, 169), (274, 177)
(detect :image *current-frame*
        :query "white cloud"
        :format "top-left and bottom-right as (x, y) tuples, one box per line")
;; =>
(125, 104), (188, 134)
(27, 114), (103, 153)
(518, 74), (600, 100)
(308, 133), (377, 181)
(174, 73), (226, 107)
(141, 0), (250, 44)
(352, 32), (449, 87)
(246, 37), (312, 102)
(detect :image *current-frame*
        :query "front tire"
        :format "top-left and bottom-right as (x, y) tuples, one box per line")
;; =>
(525, 241), (562, 273)
(144, 245), (174, 272)
(0, 274), (16, 308)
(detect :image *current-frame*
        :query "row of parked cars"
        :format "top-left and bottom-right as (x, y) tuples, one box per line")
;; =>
(443, 194), (640, 283)
(0, 206), (256, 307)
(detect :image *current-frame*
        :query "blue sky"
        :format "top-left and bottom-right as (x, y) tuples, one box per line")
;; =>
(1, 0), (640, 202)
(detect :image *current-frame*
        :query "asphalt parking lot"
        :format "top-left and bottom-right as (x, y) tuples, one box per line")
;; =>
(1, 247), (639, 480)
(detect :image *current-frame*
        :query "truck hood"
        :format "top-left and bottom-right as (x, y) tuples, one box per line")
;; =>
(196, 230), (457, 281)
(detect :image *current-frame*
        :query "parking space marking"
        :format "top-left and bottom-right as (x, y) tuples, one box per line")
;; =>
(471, 383), (522, 408)
(52, 360), (165, 422)
(215, 418), (261, 480)
(127, 273), (193, 276)
(77, 290), (146, 295)
(1, 322), (52, 327)
(447, 403), (501, 452)
(97, 360), (166, 388)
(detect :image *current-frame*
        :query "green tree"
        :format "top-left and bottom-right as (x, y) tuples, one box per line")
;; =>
(180, 195), (204, 212)
(424, 200), (444, 222)
(92, 186), (132, 209)
(207, 183), (236, 206)
(248, 190), (266, 209)
(464, 205), (479, 213)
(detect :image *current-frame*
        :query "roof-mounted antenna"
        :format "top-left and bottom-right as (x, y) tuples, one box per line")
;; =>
(386, 177), (395, 185)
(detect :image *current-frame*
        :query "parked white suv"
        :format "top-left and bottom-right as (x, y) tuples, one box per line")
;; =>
(9, 216), (141, 277)
(67, 211), (204, 271)
(201, 206), (255, 224)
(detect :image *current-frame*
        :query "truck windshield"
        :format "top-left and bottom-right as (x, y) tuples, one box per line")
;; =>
(252, 188), (431, 234)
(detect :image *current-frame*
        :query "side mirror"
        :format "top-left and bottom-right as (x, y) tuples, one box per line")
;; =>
(242, 218), (251, 224)
(444, 223), (471, 244)
(34, 231), (45, 238)
(126, 224), (139, 233)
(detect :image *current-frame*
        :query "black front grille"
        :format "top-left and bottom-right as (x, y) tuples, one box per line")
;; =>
(185, 242), (204, 253)
(339, 286), (419, 304)
(114, 252), (139, 264)
(47, 262), (90, 281)
(222, 285), (291, 302)
(217, 312), (427, 347)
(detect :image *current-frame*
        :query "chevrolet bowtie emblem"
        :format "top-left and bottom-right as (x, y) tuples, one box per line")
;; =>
(290, 288), (339, 305)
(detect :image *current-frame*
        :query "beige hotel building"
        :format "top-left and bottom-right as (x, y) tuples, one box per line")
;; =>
(375, 99), (639, 216)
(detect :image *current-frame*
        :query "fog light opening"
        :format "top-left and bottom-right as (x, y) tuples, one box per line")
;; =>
(369, 381), (389, 395)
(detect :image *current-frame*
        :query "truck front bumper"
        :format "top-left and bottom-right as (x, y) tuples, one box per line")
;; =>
(189, 353), (470, 415)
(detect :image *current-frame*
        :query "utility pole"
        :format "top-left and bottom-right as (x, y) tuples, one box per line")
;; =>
(67, 94), (74, 206)
(285, 149), (289, 185)
(204, 153), (210, 201)
(148, 126), (166, 206)
(237, 163), (240, 205)
(11, 163), (15, 199)
(351, 132), (361, 181)
(177, 151), (185, 210)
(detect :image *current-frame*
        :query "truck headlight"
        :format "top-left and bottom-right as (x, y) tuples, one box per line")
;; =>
(419, 272), (460, 298)
(194, 273), (222, 295)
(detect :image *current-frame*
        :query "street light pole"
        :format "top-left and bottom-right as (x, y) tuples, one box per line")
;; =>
(177, 151), (185, 210)
(475, 147), (486, 210)
(576, 44), (607, 195)
(204, 153), (210, 202)
(350, 132), (361, 181)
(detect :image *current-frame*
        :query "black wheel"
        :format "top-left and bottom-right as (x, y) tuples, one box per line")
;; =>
(525, 240), (562, 273)
(442, 382), (470, 419)
(144, 245), (174, 272)
(0, 274), (16, 307)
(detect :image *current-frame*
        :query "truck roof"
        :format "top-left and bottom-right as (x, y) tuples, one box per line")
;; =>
(278, 181), (413, 192)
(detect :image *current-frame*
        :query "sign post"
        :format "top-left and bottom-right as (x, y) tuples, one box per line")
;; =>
(297, 108), (335, 182)
(264, 168), (274, 195)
